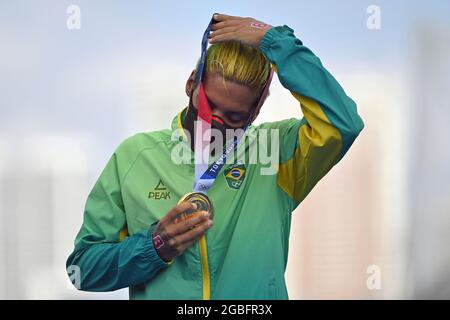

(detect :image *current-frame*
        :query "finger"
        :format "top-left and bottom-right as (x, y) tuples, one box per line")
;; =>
(176, 238), (197, 254)
(209, 32), (235, 44)
(176, 219), (213, 244)
(172, 210), (210, 235)
(213, 13), (241, 22)
(209, 27), (237, 38)
(161, 201), (197, 225)
(210, 21), (226, 31)
(164, 227), (199, 256)
(211, 20), (239, 31)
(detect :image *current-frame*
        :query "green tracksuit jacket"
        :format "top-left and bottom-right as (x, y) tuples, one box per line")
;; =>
(66, 25), (364, 300)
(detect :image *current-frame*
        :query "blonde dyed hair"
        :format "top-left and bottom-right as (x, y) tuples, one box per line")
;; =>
(194, 41), (271, 94)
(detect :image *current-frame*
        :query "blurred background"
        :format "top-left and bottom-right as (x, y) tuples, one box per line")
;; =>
(1, 0), (449, 299)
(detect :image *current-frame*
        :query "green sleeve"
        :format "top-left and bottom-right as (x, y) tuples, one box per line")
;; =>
(258, 25), (364, 206)
(66, 143), (169, 292)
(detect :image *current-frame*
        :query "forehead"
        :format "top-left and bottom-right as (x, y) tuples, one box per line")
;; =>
(201, 73), (258, 113)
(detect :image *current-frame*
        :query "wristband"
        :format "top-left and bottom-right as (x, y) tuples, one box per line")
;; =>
(152, 234), (174, 265)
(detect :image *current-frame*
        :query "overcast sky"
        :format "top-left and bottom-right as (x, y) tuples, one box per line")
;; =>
(1, 0), (449, 153)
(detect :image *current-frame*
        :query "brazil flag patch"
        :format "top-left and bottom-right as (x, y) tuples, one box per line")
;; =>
(224, 164), (246, 190)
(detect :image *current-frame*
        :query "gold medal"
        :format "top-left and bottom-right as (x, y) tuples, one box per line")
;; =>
(176, 192), (214, 223)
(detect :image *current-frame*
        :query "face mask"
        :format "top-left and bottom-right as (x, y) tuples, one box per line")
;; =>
(183, 93), (240, 152)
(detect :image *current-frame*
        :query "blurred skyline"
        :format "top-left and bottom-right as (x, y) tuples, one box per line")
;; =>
(1, 1), (449, 299)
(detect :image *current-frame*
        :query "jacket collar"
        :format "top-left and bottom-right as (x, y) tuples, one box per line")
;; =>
(171, 106), (188, 132)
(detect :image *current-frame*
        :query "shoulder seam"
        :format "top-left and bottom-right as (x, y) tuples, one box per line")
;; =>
(119, 139), (170, 187)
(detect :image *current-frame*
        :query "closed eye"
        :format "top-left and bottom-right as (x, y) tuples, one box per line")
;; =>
(205, 95), (250, 126)
(225, 112), (248, 123)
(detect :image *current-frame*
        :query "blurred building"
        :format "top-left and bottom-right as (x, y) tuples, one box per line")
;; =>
(408, 25), (450, 299)
(0, 133), (128, 299)
(285, 71), (409, 299)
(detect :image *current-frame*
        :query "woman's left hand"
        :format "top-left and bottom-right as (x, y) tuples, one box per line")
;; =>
(209, 13), (273, 48)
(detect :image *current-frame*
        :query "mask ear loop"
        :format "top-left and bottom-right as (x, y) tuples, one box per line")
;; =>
(245, 67), (274, 127)
(211, 115), (224, 125)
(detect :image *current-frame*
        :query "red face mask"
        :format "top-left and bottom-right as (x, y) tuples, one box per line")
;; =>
(184, 89), (239, 151)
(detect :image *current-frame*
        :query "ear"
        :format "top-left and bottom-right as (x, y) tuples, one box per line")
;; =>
(185, 69), (196, 97)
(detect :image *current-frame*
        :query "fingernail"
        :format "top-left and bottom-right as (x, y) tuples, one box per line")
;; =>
(208, 220), (213, 227)
(203, 211), (210, 217)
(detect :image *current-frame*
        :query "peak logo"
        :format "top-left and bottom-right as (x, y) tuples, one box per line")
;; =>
(148, 179), (171, 200)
